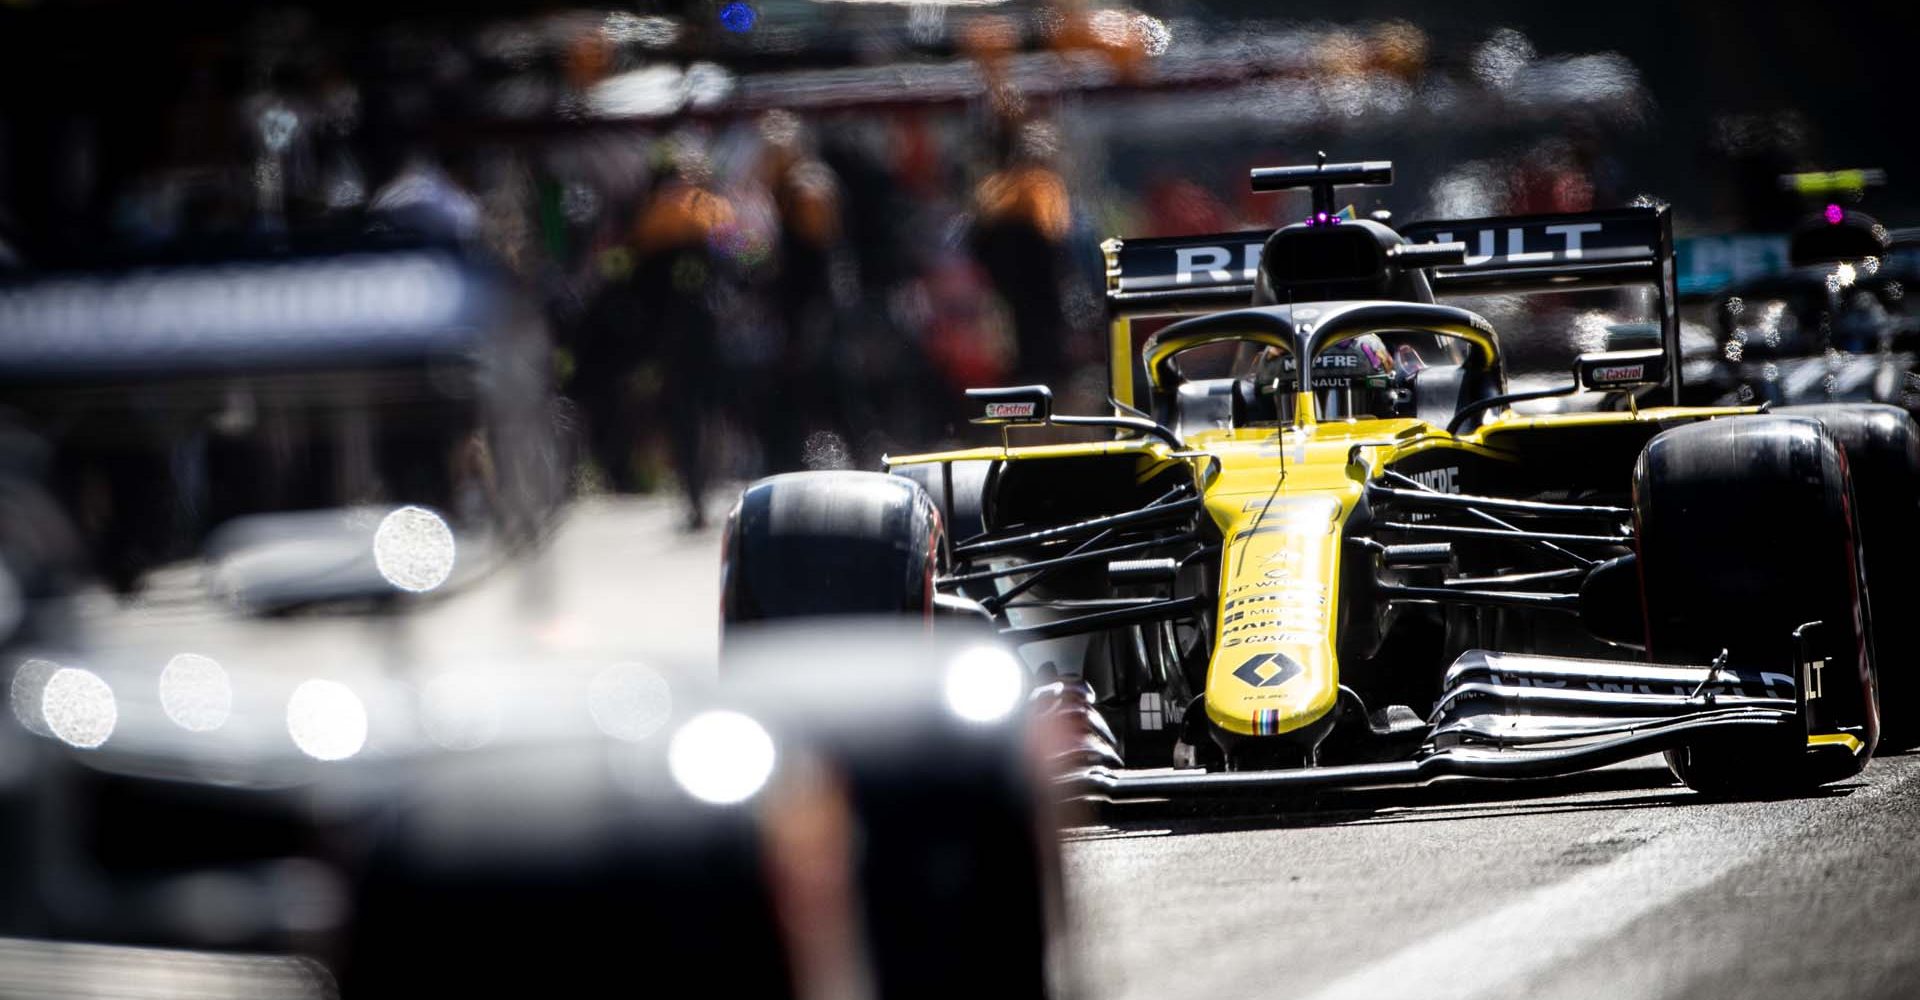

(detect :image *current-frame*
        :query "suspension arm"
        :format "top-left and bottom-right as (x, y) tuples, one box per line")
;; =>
(1377, 522), (1631, 546)
(1000, 595), (1207, 643)
(955, 493), (1200, 558)
(1366, 484), (1631, 519)
(940, 532), (1199, 586)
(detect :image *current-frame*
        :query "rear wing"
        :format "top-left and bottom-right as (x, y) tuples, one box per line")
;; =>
(1397, 206), (1672, 295)
(1101, 203), (1680, 411)
(1399, 205), (1678, 405)
(1104, 230), (1271, 309)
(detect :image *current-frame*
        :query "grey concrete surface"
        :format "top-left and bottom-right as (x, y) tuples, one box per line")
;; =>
(1063, 752), (1920, 1000)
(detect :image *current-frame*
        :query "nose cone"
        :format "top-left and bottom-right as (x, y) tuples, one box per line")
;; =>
(1202, 490), (1351, 739)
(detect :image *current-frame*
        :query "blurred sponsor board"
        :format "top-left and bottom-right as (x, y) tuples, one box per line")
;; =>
(1676, 233), (1790, 297)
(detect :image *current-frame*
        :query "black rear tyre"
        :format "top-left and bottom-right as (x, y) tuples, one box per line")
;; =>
(1634, 416), (1878, 795)
(1779, 404), (1920, 746)
(722, 471), (943, 625)
(889, 459), (991, 545)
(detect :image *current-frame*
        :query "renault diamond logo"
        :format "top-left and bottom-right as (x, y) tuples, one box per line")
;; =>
(1233, 652), (1303, 688)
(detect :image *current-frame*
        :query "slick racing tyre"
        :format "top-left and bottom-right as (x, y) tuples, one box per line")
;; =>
(1635, 415), (1877, 796)
(343, 626), (1062, 1000)
(888, 460), (991, 547)
(1779, 404), (1920, 747)
(722, 471), (943, 625)
(890, 460), (996, 605)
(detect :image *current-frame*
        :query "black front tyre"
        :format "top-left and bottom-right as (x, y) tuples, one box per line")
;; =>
(1778, 404), (1920, 746)
(1634, 415), (1878, 795)
(722, 471), (944, 625)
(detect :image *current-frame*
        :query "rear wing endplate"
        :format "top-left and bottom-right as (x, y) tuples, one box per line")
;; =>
(1104, 230), (1270, 310)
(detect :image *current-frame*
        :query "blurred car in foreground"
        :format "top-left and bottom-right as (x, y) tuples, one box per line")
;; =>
(0, 616), (1061, 998)
(0, 236), (569, 602)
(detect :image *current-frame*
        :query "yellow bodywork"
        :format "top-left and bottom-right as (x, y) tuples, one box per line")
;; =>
(890, 404), (1763, 741)
(1203, 437), (1353, 737)
(1190, 419), (1507, 736)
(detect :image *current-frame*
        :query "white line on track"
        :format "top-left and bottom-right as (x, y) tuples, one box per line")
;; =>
(1299, 761), (1917, 1000)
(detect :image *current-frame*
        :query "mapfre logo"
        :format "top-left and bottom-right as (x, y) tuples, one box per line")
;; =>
(985, 402), (1036, 418)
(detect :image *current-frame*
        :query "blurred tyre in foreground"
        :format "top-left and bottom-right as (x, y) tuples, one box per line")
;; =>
(337, 621), (1060, 998)
(0, 621), (1063, 997)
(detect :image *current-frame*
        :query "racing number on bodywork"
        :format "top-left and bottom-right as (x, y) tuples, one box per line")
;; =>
(1232, 652), (1304, 688)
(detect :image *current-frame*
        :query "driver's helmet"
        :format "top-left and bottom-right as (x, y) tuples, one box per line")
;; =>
(1248, 333), (1412, 420)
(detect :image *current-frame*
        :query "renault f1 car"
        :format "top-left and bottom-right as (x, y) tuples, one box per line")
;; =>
(723, 159), (1920, 801)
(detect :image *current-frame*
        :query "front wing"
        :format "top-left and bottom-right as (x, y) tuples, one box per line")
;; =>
(1062, 628), (1867, 802)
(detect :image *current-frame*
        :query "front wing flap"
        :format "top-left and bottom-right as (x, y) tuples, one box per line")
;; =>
(1062, 638), (1865, 802)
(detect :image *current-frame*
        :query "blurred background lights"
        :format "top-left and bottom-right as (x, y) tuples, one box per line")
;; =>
(668, 710), (775, 804)
(588, 661), (674, 742)
(601, 11), (680, 47)
(943, 644), (1025, 724)
(9, 658), (60, 737)
(1825, 203), (1846, 225)
(286, 679), (369, 761)
(1086, 8), (1131, 46)
(420, 672), (505, 751)
(719, 2), (756, 33)
(1470, 27), (1535, 90)
(1134, 15), (1172, 58)
(159, 653), (233, 733)
(373, 506), (456, 593)
(42, 667), (117, 749)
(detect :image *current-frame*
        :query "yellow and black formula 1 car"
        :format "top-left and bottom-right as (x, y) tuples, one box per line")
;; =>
(723, 159), (1920, 800)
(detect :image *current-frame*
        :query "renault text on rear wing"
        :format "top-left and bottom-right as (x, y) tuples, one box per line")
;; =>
(1401, 204), (1680, 404)
(1398, 205), (1671, 294)
(1105, 230), (1271, 308)
(1101, 203), (1681, 410)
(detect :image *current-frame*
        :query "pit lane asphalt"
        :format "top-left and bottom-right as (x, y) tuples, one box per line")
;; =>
(1064, 749), (1920, 1000)
(86, 496), (1920, 1000)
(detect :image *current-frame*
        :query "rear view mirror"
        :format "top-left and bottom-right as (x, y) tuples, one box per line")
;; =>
(1575, 348), (1667, 392)
(1602, 323), (1661, 352)
(966, 385), (1053, 426)
(1386, 241), (1469, 268)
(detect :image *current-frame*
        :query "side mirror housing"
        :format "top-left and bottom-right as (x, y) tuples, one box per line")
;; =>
(1386, 241), (1469, 268)
(1602, 323), (1662, 352)
(966, 385), (1053, 426)
(1574, 348), (1667, 392)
